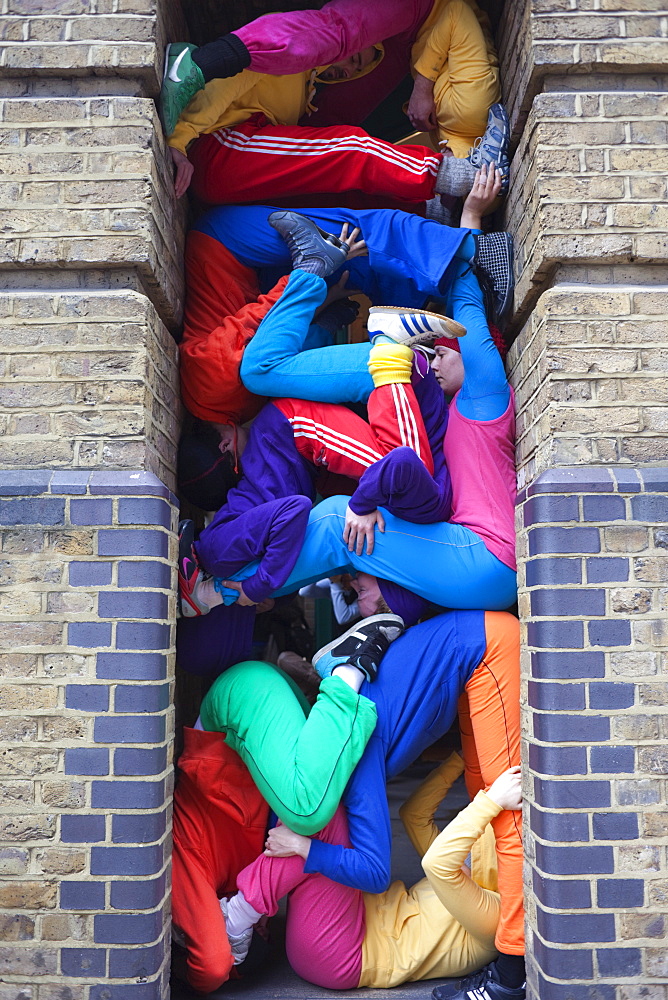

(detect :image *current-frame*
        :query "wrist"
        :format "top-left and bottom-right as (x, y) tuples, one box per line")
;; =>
(413, 72), (435, 93)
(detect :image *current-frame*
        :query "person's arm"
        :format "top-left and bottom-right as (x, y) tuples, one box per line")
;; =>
(168, 73), (260, 155)
(195, 495), (312, 604)
(329, 580), (359, 624)
(398, 751), (465, 858)
(303, 733), (392, 893)
(422, 791), (501, 947)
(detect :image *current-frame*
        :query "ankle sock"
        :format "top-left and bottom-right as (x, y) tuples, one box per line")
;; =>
(492, 954), (526, 989)
(193, 34), (250, 82)
(331, 664), (364, 692)
(222, 891), (263, 938)
(435, 156), (477, 197)
(367, 343), (414, 386)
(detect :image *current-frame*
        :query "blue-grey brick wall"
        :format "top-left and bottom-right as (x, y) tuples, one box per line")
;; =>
(0, 470), (176, 999)
(521, 466), (668, 999)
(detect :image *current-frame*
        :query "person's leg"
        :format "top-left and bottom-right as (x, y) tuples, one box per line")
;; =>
(272, 380), (433, 482)
(240, 269), (374, 403)
(199, 659), (378, 835)
(218, 494), (517, 610)
(456, 690), (485, 799)
(429, 0), (501, 158)
(462, 611), (523, 958)
(188, 119), (442, 207)
(237, 805), (365, 989)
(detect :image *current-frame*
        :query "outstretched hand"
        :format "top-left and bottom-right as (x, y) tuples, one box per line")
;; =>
(170, 146), (194, 198)
(338, 223), (367, 259)
(343, 505), (385, 556)
(219, 579), (257, 606)
(460, 164), (503, 229)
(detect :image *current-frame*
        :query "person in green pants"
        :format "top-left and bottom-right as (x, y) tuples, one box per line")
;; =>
(197, 614), (402, 835)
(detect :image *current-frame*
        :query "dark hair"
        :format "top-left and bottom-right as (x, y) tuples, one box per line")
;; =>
(177, 425), (241, 511)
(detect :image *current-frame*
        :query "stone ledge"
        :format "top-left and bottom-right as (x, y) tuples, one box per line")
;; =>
(0, 470), (178, 506)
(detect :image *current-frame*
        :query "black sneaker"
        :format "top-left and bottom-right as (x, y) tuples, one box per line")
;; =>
(466, 103), (511, 196)
(312, 614), (405, 682)
(432, 964), (526, 1000)
(470, 231), (514, 328)
(269, 211), (349, 278)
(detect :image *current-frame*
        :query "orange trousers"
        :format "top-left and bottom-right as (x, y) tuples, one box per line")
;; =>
(458, 610), (523, 955)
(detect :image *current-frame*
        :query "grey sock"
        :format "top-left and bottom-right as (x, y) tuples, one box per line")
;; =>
(435, 157), (477, 197)
(425, 196), (453, 227)
(295, 260), (328, 278)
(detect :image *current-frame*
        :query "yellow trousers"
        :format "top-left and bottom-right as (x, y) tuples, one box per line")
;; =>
(413, 0), (501, 157)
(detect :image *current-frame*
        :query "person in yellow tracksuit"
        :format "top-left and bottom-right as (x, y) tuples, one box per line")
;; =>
(221, 755), (521, 991)
(407, 0), (501, 157)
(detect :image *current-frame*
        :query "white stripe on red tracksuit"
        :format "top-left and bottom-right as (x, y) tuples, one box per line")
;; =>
(287, 417), (384, 470)
(390, 382), (421, 457)
(212, 127), (441, 178)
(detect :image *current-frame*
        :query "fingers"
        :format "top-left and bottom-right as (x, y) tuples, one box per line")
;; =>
(376, 511), (385, 533)
(221, 580), (241, 592)
(339, 222), (349, 242)
(363, 526), (374, 556)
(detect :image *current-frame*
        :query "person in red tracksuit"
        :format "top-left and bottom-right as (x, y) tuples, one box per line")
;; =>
(171, 727), (269, 994)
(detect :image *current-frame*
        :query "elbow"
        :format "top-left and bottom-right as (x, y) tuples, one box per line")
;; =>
(422, 842), (442, 882)
(362, 868), (391, 894)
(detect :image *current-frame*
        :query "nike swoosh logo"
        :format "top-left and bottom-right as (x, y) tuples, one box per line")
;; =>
(168, 48), (189, 83)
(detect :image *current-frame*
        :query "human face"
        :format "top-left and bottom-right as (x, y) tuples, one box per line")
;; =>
(430, 345), (465, 399)
(213, 422), (249, 458)
(351, 572), (382, 618)
(321, 46), (377, 81)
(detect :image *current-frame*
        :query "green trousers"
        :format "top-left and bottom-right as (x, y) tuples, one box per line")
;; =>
(199, 660), (378, 836)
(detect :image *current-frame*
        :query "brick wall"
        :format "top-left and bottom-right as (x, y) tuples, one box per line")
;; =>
(500, 1), (668, 996)
(519, 467), (668, 998)
(0, 1), (183, 996)
(0, 471), (176, 999)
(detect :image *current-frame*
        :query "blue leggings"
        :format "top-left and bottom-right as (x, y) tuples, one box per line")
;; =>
(241, 269), (374, 403)
(216, 494), (517, 612)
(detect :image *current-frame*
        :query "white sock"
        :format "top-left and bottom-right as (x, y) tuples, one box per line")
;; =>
(332, 664), (365, 693)
(222, 890), (263, 938)
(198, 577), (222, 608)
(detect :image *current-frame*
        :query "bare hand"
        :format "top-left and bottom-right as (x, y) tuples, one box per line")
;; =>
(407, 74), (438, 132)
(264, 823), (311, 860)
(220, 579), (257, 607)
(170, 146), (194, 198)
(343, 505), (385, 556)
(487, 766), (522, 810)
(255, 597), (275, 615)
(460, 164), (503, 228)
(338, 223), (367, 260)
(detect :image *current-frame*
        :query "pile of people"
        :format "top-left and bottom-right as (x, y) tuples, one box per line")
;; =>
(164, 3), (526, 998)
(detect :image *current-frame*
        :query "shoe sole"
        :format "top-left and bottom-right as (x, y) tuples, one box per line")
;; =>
(369, 305), (465, 340)
(312, 613), (405, 667)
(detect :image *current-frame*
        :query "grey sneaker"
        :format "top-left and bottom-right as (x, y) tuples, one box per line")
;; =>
(269, 211), (349, 278)
(470, 231), (515, 327)
(466, 103), (511, 195)
(160, 43), (205, 136)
